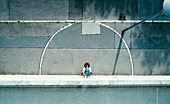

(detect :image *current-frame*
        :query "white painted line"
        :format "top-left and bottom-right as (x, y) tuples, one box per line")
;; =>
(39, 24), (73, 75)
(0, 20), (170, 23)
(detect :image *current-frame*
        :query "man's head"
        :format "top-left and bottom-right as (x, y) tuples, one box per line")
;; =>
(86, 64), (89, 68)
(84, 62), (90, 68)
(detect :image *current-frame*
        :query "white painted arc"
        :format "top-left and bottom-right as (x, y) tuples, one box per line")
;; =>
(39, 23), (134, 75)
(39, 24), (73, 75)
(98, 23), (134, 75)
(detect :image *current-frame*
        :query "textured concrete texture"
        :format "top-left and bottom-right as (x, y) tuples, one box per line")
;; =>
(131, 22), (170, 49)
(69, 0), (83, 20)
(0, 36), (48, 48)
(0, 48), (41, 75)
(0, 22), (170, 75)
(114, 22), (131, 48)
(1, 86), (170, 104)
(131, 37), (170, 49)
(131, 49), (170, 75)
(83, 0), (104, 20)
(10, 0), (69, 20)
(0, 48), (131, 75)
(2, 48), (169, 75)
(0, 0), (9, 20)
(138, 0), (169, 20)
(0, 23), (116, 49)
(1, 75), (170, 104)
(138, 0), (170, 20)
(0, 23), (70, 36)
(0, 22), (133, 49)
(132, 22), (170, 37)
(104, 0), (138, 20)
(0, 0), (170, 20)
(43, 49), (131, 75)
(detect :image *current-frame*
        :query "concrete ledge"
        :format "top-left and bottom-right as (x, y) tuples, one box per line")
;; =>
(0, 75), (170, 87)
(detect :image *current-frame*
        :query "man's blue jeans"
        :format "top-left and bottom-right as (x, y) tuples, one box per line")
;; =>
(82, 72), (93, 77)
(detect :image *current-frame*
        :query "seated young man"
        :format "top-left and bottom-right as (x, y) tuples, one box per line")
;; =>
(82, 62), (93, 78)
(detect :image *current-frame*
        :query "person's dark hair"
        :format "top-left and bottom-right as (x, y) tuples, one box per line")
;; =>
(84, 62), (90, 67)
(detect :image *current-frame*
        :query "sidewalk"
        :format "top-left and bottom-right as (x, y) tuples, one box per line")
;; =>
(0, 75), (170, 87)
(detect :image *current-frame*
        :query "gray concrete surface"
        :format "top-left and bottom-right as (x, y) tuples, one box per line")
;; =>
(132, 22), (170, 37)
(0, 23), (116, 49)
(1, 75), (170, 104)
(0, 23), (70, 36)
(69, 0), (83, 20)
(43, 49), (131, 75)
(0, 0), (170, 103)
(10, 0), (69, 20)
(1, 48), (169, 75)
(138, 0), (170, 20)
(114, 22), (131, 48)
(131, 49), (170, 75)
(0, 22), (169, 75)
(131, 37), (170, 49)
(0, 0), (9, 20)
(0, 48), (41, 75)
(0, 36), (48, 48)
(0, 22), (169, 49)
(1, 86), (170, 104)
(0, 48), (131, 75)
(83, 0), (104, 20)
(0, 0), (170, 75)
(104, 0), (138, 20)
(131, 22), (170, 49)
(0, 0), (170, 20)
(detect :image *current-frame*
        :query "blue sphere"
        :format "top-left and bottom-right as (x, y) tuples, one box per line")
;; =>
(163, 0), (170, 16)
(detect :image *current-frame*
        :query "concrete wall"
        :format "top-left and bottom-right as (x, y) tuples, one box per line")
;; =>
(0, 0), (169, 75)
(0, 87), (170, 104)
(0, 0), (170, 20)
